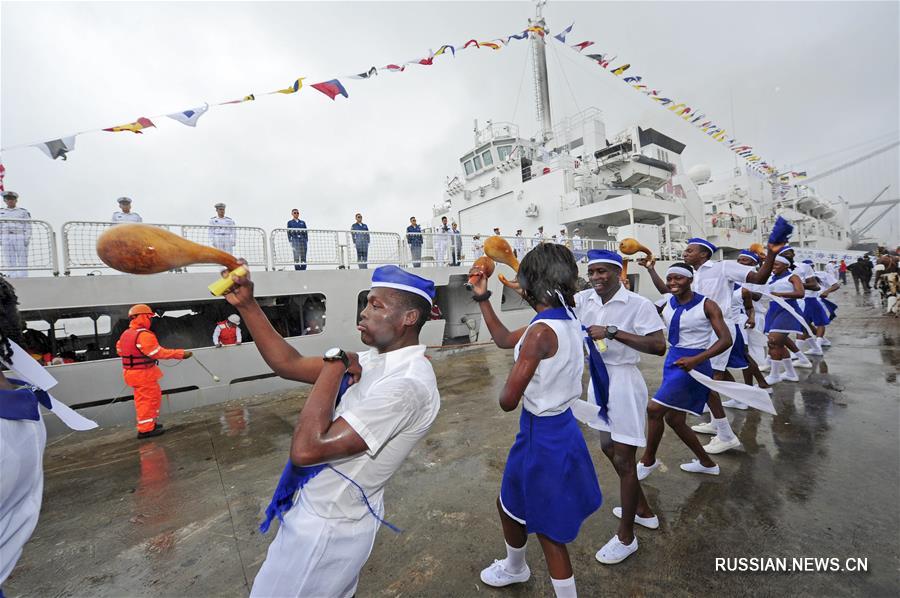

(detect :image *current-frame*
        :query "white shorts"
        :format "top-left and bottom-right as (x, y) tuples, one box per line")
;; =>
(587, 364), (648, 447)
(0, 417), (46, 585)
(250, 495), (381, 598)
(710, 322), (736, 371)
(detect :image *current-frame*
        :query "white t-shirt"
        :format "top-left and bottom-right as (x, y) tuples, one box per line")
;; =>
(513, 317), (583, 416)
(574, 286), (663, 366)
(303, 344), (440, 520)
(692, 260), (755, 323)
(795, 262), (818, 297)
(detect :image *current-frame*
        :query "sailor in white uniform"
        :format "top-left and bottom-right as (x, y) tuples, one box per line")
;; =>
(111, 197), (143, 223)
(434, 216), (450, 267)
(208, 202), (236, 254)
(0, 192), (31, 278)
(226, 265), (440, 598)
(512, 230), (527, 258)
(574, 250), (666, 564)
(641, 237), (782, 454)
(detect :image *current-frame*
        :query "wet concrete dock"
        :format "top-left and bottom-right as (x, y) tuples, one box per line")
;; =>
(5, 293), (899, 597)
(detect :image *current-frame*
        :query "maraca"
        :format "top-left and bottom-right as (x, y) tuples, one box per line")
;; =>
(749, 242), (766, 259)
(96, 223), (247, 296)
(619, 237), (653, 282)
(483, 235), (520, 289)
(466, 255), (495, 290)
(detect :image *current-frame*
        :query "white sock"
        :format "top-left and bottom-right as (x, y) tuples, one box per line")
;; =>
(713, 416), (736, 442)
(768, 360), (783, 378)
(810, 337), (822, 351)
(782, 358), (797, 377)
(551, 575), (577, 598)
(503, 542), (527, 573)
(796, 338), (809, 352)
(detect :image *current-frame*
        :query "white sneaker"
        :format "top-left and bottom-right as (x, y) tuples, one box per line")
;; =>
(764, 372), (782, 385)
(793, 354), (813, 368)
(595, 534), (639, 564)
(691, 421), (717, 435)
(613, 506), (660, 530)
(820, 337), (832, 347)
(805, 343), (824, 356)
(780, 371), (800, 382)
(480, 560), (531, 587)
(637, 460), (659, 481)
(754, 384), (775, 394)
(721, 398), (748, 410)
(680, 459), (721, 476)
(704, 435), (741, 454)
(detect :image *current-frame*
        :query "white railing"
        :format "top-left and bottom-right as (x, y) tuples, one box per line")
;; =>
(0, 219), (59, 276)
(269, 229), (403, 270)
(61, 221), (267, 274)
(402, 232), (615, 267)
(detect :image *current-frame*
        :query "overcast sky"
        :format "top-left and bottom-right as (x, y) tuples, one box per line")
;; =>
(2, 1), (898, 241)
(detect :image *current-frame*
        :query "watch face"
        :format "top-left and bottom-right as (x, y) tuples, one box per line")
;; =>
(325, 347), (341, 359)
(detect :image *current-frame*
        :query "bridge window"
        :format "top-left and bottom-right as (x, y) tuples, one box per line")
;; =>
(497, 145), (512, 161)
(473, 154), (483, 170)
(464, 159), (475, 176)
(481, 150), (494, 167)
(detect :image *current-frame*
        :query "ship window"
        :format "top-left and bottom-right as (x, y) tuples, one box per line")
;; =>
(464, 159), (475, 176)
(481, 150), (494, 167)
(497, 145), (513, 161)
(473, 155), (483, 170)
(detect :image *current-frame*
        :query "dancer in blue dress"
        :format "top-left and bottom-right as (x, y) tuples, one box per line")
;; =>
(639, 263), (733, 477)
(469, 243), (602, 598)
(763, 255), (806, 384)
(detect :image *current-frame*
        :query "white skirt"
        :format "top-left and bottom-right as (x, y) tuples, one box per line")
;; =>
(0, 417), (46, 585)
(250, 495), (381, 598)
(587, 363), (649, 447)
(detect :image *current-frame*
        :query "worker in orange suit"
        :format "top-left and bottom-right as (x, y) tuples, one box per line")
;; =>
(116, 304), (192, 439)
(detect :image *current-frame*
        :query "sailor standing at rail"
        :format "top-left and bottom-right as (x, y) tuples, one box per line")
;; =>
(0, 191), (31, 279)
(111, 197), (143, 223)
(222, 263), (440, 598)
(574, 249), (666, 565)
(641, 236), (783, 454)
(208, 202), (236, 254)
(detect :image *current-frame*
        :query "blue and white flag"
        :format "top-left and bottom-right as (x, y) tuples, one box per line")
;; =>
(553, 23), (574, 43)
(167, 103), (209, 127)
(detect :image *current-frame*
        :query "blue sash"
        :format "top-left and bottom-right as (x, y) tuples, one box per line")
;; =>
(532, 306), (610, 423)
(0, 379), (51, 422)
(259, 374), (400, 534)
(668, 293), (705, 346)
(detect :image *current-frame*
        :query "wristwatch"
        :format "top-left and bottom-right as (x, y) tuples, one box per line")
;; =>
(323, 347), (350, 369)
(605, 325), (619, 340)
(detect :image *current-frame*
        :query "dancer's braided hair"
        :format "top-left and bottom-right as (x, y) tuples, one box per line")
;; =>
(0, 275), (24, 365)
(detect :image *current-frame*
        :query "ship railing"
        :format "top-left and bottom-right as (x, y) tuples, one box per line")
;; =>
(403, 233), (615, 267)
(270, 228), (403, 270)
(60, 221), (268, 274)
(0, 219), (60, 277)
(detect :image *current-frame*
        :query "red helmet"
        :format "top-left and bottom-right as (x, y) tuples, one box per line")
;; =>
(128, 304), (155, 318)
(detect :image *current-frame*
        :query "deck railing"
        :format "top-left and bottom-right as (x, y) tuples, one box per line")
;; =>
(0, 219), (59, 276)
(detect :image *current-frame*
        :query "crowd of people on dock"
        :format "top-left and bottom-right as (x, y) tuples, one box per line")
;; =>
(0, 223), (892, 597)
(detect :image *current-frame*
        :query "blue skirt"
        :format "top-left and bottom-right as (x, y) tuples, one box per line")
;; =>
(653, 347), (714, 416)
(764, 300), (805, 333)
(726, 323), (749, 369)
(821, 297), (838, 322)
(803, 296), (829, 326)
(500, 408), (601, 544)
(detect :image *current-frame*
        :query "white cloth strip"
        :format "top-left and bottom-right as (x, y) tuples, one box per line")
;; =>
(687, 370), (777, 415)
(3, 340), (98, 430)
(741, 284), (814, 336)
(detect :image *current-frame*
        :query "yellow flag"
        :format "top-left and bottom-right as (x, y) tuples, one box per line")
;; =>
(276, 77), (305, 95)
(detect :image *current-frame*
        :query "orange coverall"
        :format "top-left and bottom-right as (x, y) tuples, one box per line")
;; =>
(116, 314), (186, 433)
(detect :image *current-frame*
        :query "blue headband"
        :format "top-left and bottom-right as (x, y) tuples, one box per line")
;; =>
(370, 265), (436, 305)
(739, 250), (760, 263)
(687, 237), (717, 254)
(802, 259), (813, 265)
(587, 249), (623, 267)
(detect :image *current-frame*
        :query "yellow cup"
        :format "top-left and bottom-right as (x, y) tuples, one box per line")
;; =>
(594, 338), (607, 353)
(208, 265), (248, 296)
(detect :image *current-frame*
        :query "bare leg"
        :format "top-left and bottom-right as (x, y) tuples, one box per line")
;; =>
(536, 534), (573, 580)
(496, 496), (527, 549)
(640, 402), (666, 468)
(745, 352), (769, 387)
(599, 435), (653, 544)
(664, 410), (716, 467)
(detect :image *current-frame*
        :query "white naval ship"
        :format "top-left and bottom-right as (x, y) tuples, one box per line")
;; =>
(1, 5), (867, 436)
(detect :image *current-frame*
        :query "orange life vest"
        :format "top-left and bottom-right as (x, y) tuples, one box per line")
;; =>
(119, 328), (157, 369)
(217, 322), (238, 345)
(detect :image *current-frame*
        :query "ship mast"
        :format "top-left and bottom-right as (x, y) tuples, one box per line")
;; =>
(529, 0), (553, 146)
